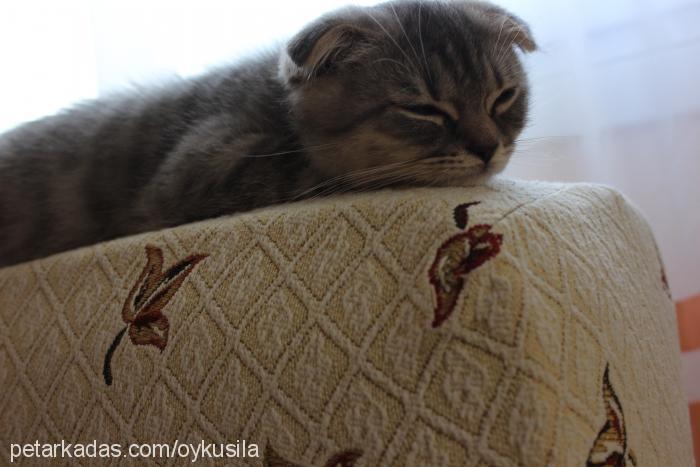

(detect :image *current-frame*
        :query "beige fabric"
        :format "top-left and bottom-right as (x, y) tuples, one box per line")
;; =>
(0, 179), (693, 466)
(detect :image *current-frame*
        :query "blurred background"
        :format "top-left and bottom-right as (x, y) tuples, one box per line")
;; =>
(1, 0), (699, 456)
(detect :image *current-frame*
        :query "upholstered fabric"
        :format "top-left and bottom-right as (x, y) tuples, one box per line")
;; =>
(0, 179), (694, 466)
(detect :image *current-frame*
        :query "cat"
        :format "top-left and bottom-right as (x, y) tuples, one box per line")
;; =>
(0, 0), (536, 267)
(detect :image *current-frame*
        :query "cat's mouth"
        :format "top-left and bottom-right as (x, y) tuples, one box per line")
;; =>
(333, 145), (513, 194)
(414, 154), (495, 180)
(413, 159), (488, 184)
(409, 145), (513, 184)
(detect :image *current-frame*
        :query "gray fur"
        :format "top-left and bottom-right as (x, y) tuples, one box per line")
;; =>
(0, 0), (535, 267)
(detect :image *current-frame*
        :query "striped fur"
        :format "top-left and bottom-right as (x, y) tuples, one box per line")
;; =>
(0, 0), (535, 266)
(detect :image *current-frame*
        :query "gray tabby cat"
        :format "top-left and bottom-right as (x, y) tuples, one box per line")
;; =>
(0, 0), (535, 267)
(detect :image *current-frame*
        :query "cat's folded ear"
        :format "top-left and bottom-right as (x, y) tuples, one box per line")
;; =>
(280, 8), (375, 83)
(468, 2), (537, 53)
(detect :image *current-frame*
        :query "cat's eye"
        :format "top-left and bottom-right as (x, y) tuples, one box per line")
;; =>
(400, 104), (448, 118)
(490, 86), (519, 115)
(395, 104), (455, 127)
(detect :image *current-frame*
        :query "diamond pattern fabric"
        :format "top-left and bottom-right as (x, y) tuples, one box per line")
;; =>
(0, 180), (693, 466)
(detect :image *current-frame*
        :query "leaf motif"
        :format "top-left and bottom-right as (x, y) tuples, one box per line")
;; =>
(121, 245), (208, 351)
(126, 245), (164, 320)
(128, 314), (169, 350)
(103, 245), (208, 385)
(139, 255), (208, 316)
(102, 326), (127, 386)
(455, 225), (503, 275)
(264, 445), (301, 467)
(429, 219), (503, 327)
(429, 232), (470, 328)
(324, 449), (363, 467)
(263, 445), (363, 467)
(453, 202), (480, 229)
(587, 365), (635, 466)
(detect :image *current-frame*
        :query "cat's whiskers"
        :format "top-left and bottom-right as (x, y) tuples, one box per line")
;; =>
(350, 171), (418, 194)
(389, 3), (428, 79)
(292, 159), (419, 201)
(355, 158), (481, 187)
(509, 148), (564, 163)
(339, 160), (421, 190)
(241, 143), (338, 159)
(495, 24), (528, 68)
(515, 136), (559, 144)
(492, 16), (509, 60)
(350, 163), (421, 185)
(417, 1), (433, 86)
(495, 37), (513, 68)
(364, 10), (421, 76)
(413, 157), (487, 181)
(311, 158), (433, 199)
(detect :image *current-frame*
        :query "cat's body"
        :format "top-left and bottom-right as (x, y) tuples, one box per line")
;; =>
(0, 0), (536, 267)
(0, 54), (308, 265)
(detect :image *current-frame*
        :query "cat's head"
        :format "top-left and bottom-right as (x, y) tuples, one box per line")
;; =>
(279, 0), (536, 189)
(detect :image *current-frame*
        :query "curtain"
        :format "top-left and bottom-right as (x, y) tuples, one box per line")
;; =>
(502, 2), (700, 458)
(502, 0), (700, 301)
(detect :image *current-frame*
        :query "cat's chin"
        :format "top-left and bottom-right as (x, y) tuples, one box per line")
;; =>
(428, 162), (511, 187)
(435, 172), (494, 187)
(405, 165), (494, 187)
(450, 156), (512, 186)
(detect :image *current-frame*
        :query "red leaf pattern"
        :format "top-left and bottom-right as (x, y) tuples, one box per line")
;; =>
(586, 365), (636, 466)
(429, 202), (502, 327)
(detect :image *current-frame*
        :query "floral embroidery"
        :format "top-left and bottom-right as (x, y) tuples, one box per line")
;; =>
(428, 202), (503, 327)
(264, 445), (362, 467)
(453, 201), (480, 229)
(587, 364), (637, 466)
(102, 245), (208, 385)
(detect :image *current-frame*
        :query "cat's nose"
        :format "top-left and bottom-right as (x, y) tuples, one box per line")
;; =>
(468, 144), (498, 164)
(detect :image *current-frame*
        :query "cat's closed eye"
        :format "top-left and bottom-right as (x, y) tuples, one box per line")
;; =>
(490, 86), (520, 115)
(395, 104), (454, 125)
